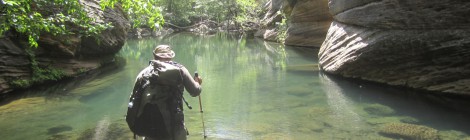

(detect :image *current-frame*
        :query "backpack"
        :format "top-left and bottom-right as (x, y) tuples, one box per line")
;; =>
(126, 60), (183, 138)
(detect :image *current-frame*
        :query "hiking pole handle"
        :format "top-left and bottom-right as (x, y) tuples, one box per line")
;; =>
(195, 72), (203, 113)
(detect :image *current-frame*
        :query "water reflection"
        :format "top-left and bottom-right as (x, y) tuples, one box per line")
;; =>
(320, 72), (363, 131)
(318, 71), (470, 139)
(0, 33), (469, 140)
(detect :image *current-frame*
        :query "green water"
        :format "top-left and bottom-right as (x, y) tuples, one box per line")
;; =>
(1, 33), (470, 140)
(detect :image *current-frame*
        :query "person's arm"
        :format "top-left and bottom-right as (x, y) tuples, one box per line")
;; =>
(180, 66), (202, 97)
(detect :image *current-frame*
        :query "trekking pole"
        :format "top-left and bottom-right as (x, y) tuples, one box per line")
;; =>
(195, 72), (207, 138)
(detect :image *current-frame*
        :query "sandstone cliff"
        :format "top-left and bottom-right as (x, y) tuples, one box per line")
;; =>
(284, 0), (331, 47)
(0, 1), (130, 94)
(319, 0), (470, 95)
(256, 0), (332, 47)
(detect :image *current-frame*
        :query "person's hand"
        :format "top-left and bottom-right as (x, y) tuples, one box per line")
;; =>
(194, 76), (202, 85)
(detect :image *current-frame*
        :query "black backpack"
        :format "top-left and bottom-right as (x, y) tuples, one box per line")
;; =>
(126, 60), (183, 138)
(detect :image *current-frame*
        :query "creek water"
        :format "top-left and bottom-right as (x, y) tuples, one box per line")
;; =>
(1, 33), (470, 140)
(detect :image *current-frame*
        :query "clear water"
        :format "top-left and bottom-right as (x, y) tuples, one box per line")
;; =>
(1, 33), (470, 140)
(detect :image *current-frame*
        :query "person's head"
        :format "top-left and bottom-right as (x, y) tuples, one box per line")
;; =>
(153, 45), (175, 61)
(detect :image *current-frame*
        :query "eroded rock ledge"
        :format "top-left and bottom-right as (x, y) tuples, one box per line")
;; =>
(319, 0), (470, 95)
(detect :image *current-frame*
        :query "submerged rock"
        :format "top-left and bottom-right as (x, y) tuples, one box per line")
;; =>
(307, 107), (333, 118)
(366, 117), (402, 126)
(438, 130), (470, 140)
(399, 116), (420, 124)
(77, 120), (131, 140)
(363, 103), (395, 116)
(260, 133), (293, 140)
(47, 125), (73, 135)
(379, 122), (440, 140)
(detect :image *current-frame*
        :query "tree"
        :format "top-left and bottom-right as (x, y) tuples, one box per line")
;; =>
(0, 0), (263, 48)
(100, 0), (165, 29)
(0, 0), (111, 47)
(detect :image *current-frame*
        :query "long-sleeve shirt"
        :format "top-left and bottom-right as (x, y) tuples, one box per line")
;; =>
(179, 65), (202, 97)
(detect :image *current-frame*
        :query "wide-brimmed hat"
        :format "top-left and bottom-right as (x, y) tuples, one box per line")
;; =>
(153, 45), (175, 59)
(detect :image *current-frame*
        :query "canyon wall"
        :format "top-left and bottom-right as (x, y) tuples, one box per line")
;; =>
(319, 0), (470, 95)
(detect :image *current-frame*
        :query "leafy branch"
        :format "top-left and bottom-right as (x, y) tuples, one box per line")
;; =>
(100, 0), (165, 29)
(0, 0), (112, 47)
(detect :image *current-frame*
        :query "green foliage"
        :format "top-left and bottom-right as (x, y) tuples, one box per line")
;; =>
(276, 11), (288, 43)
(163, 0), (261, 28)
(162, 0), (194, 26)
(234, 0), (259, 23)
(10, 79), (32, 88)
(100, 0), (165, 29)
(193, 0), (225, 22)
(0, 0), (112, 47)
(10, 47), (66, 88)
(1, 0), (263, 48)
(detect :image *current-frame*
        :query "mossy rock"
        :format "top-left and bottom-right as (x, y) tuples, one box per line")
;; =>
(47, 132), (73, 140)
(260, 133), (293, 140)
(47, 124), (73, 135)
(363, 103), (395, 116)
(307, 107), (333, 118)
(379, 122), (440, 140)
(366, 116), (420, 126)
(399, 116), (420, 124)
(77, 120), (132, 140)
(238, 122), (275, 134)
(286, 86), (313, 97)
(366, 117), (402, 125)
(438, 130), (470, 140)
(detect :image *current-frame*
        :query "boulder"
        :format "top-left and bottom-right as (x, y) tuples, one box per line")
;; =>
(319, 0), (470, 95)
(78, 0), (130, 56)
(329, 0), (470, 29)
(379, 122), (440, 140)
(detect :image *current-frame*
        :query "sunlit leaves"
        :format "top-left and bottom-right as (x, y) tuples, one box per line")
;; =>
(192, 0), (261, 27)
(0, 0), (112, 47)
(101, 0), (164, 29)
(0, 0), (263, 48)
(275, 11), (288, 43)
(234, 0), (259, 24)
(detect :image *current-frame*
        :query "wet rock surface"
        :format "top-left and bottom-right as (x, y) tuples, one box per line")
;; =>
(379, 122), (440, 140)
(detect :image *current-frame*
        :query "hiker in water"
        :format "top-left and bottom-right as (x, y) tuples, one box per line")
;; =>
(132, 45), (202, 140)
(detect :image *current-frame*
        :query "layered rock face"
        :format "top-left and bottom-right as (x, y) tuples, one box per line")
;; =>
(0, 1), (130, 94)
(284, 0), (331, 47)
(256, 0), (332, 47)
(79, 0), (130, 56)
(319, 0), (470, 95)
